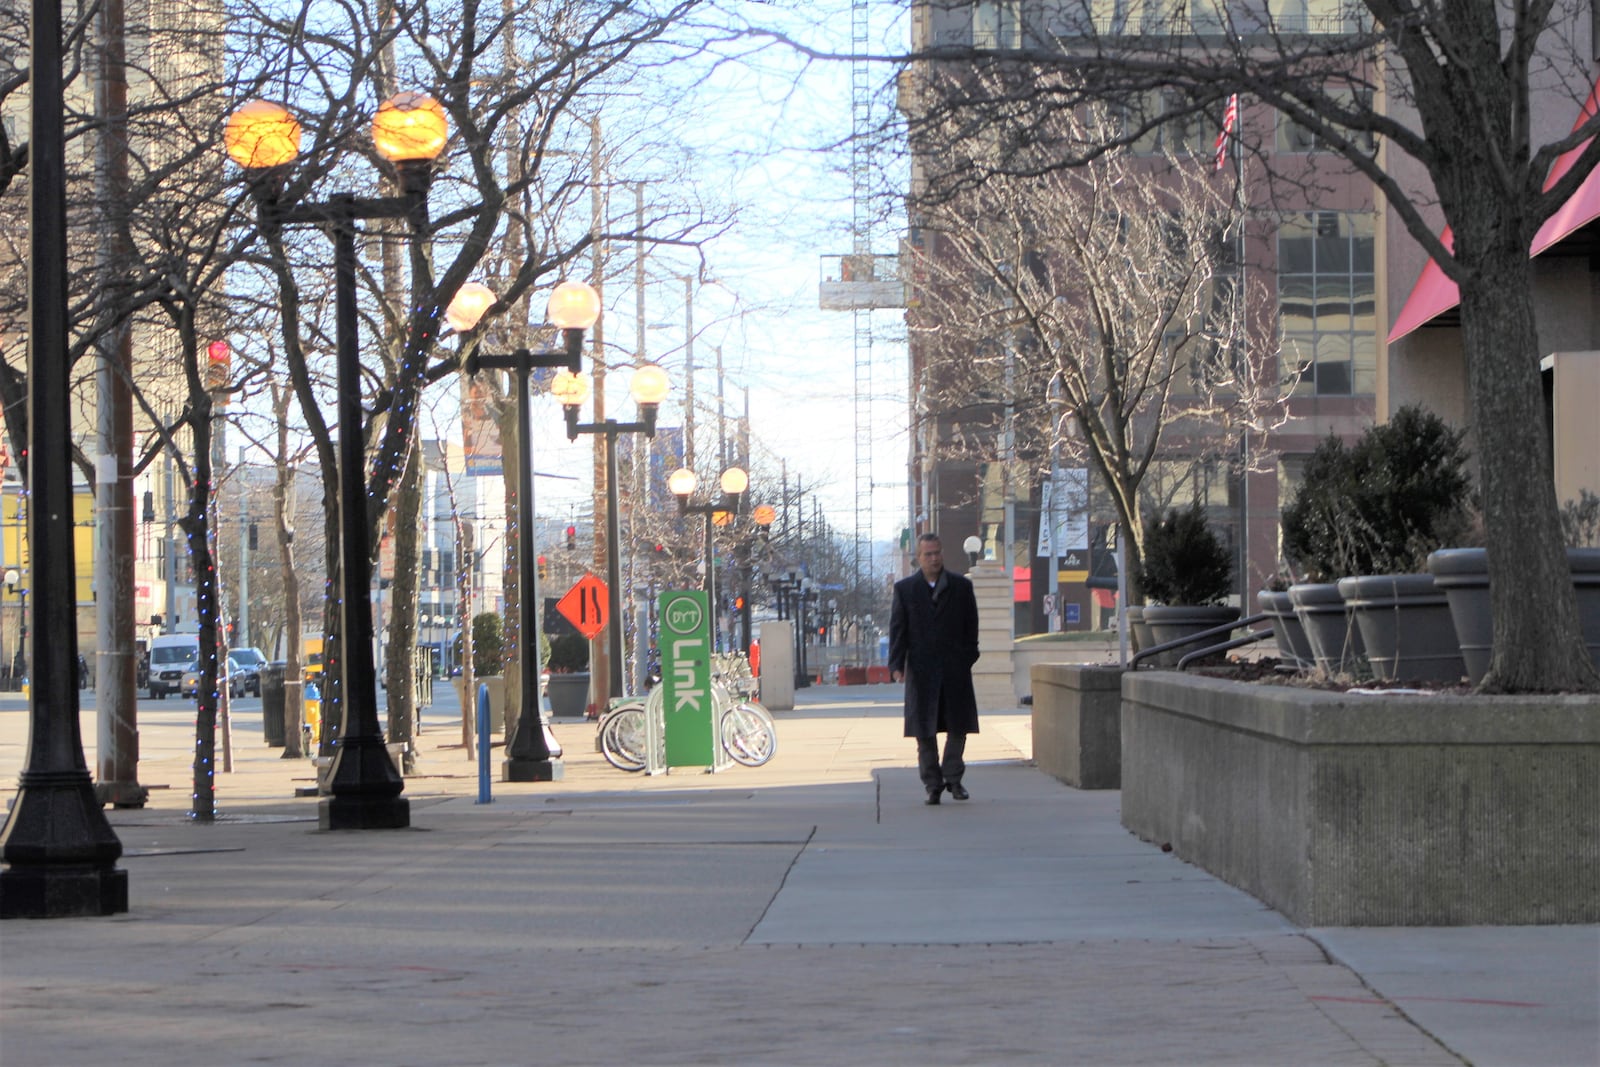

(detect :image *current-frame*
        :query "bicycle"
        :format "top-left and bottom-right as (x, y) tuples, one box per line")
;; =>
(595, 656), (776, 770)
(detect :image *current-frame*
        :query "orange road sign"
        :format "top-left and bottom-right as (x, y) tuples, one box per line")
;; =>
(556, 574), (609, 639)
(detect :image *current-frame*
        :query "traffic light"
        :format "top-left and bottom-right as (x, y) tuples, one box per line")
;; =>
(565, 525), (577, 550)
(733, 596), (744, 612)
(537, 554), (548, 581)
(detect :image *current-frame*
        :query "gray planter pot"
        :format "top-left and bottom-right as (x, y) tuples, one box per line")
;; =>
(1142, 604), (1240, 666)
(1288, 582), (1365, 676)
(1257, 589), (1314, 669)
(1127, 604), (1155, 657)
(1427, 547), (1600, 685)
(1337, 573), (1466, 683)
(546, 672), (590, 717)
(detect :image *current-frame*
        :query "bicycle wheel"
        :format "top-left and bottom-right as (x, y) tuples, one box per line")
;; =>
(720, 702), (776, 767)
(600, 705), (648, 771)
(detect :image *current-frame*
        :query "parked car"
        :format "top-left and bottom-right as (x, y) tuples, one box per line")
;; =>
(181, 652), (259, 699)
(227, 647), (267, 697)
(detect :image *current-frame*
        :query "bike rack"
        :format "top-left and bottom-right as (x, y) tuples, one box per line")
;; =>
(1129, 612), (1272, 670)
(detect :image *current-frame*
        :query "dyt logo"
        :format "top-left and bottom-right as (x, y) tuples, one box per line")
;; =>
(663, 597), (704, 636)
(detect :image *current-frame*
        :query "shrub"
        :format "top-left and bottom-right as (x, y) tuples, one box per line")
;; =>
(1281, 405), (1473, 580)
(1140, 501), (1233, 605)
(471, 612), (504, 677)
(546, 631), (589, 673)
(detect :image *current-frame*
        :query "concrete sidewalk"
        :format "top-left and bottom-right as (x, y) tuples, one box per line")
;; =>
(1, 684), (1595, 1066)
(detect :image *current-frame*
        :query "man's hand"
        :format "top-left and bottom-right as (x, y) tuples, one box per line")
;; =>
(891, 670), (904, 683)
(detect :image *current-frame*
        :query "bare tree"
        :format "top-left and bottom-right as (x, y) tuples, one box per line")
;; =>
(908, 97), (1289, 601)
(854, 0), (1600, 691)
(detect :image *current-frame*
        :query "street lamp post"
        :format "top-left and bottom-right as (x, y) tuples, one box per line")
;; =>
(668, 466), (748, 652)
(557, 364), (669, 700)
(450, 280), (602, 782)
(227, 93), (449, 830)
(0, 0), (128, 917)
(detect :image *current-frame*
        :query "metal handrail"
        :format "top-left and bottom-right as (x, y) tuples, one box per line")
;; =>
(1129, 611), (1270, 669)
(1176, 628), (1277, 670)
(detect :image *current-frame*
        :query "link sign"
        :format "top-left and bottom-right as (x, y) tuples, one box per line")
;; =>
(659, 589), (715, 767)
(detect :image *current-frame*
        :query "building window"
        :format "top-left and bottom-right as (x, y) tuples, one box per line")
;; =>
(1270, 0), (1355, 34)
(1277, 87), (1377, 154)
(973, 0), (1023, 48)
(1277, 211), (1376, 396)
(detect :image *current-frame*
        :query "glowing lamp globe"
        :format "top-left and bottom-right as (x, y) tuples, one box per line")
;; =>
(547, 281), (601, 330)
(752, 504), (777, 527)
(667, 467), (698, 498)
(223, 100), (301, 169)
(445, 282), (495, 332)
(372, 92), (449, 162)
(549, 370), (591, 408)
(719, 467), (749, 496)
(629, 363), (670, 406)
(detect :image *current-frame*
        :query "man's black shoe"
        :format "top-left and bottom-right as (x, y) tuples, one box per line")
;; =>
(946, 782), (970, 801)
(925, 788), (942, 805)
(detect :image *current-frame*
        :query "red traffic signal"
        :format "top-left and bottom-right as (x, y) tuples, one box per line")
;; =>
(565, 525), (577, 550)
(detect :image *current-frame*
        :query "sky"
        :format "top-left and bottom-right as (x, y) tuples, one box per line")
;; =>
(484, 0), (914, 549)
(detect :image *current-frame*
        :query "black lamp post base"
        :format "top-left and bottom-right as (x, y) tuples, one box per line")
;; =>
(0, 777), (129, 918)
(318, 794), (411, 830)
(0, 863), (128, 918)
(318, 738), (408, 829)
(503, 757), (563, 782)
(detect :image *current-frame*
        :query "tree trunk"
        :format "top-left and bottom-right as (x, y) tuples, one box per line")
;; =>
(385, 432), (422, 772)
(1457, 245), (1599, 692)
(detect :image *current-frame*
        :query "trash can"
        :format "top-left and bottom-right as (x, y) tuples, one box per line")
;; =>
(260, 663), (287, 747)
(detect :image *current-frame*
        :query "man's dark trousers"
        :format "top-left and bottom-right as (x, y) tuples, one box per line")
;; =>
(917, 732), (966, 791)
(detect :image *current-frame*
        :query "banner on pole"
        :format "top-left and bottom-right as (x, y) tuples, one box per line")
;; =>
(1037, 468), (1089, 557)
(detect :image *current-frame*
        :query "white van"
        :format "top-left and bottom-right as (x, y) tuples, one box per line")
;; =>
(147, 633), (201, 699)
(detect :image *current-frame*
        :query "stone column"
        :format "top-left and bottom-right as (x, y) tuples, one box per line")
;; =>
(967, 561), (1018, 710)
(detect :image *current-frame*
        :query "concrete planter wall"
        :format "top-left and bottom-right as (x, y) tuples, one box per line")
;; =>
(1428, 547), (1600, 685)
(1288, 582), (1365, 675)
(1336, 573), (1466, 683)
(1120, 671), (1600, 926)
(1030, 664), (1123, 789)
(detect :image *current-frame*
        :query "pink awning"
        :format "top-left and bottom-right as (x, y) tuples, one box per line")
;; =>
(1388, 79), (1600, 344)
(1387, 227), (1457, 343)
(1530, 78), (1600, 254)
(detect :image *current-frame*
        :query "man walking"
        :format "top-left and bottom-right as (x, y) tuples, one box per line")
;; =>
(889, 532), (981, 805)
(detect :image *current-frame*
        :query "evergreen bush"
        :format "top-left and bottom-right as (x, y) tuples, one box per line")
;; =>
(471, 612), (504, 677)
(546, 631), (590, 673)
(1140, 501), (1233, 605)
(1281, 405), (1474, 580)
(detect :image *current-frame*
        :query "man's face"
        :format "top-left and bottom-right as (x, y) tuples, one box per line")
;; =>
(917, 540), (944, 580)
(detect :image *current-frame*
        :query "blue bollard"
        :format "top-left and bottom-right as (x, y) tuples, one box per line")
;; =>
(476, 683), (492, 804)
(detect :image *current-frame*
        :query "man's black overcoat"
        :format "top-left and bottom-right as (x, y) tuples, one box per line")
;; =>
(887, 569), (981, 739)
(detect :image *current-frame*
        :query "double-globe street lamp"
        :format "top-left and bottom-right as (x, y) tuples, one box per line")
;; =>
(226, 92), (449, 830)
(0, 0), (127, 916)
(667, 466), (749, 652)
(448, 280), (602, 782)
(553, 363), (670, 702)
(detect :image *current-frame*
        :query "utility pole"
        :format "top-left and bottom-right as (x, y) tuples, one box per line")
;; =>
(716, 346), (726, 472)
(588, 115), (610, 713)
(92, 0), (145, 807)
(238, 448), (250, 646)
(683, 275), (695, 470)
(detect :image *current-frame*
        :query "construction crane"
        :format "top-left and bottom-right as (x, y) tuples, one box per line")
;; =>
(820, 0), (905, 659)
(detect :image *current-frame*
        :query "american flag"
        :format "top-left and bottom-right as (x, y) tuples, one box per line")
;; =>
(1214, 93), (1239, 172)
